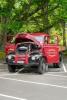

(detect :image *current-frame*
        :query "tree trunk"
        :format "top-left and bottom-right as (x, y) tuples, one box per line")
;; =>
(42, 1), (49, 34)
(61, 20), (66, 47)
(0, 16), (7, 47)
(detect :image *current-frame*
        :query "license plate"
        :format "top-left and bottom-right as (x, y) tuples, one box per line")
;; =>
(17, 61), (24, 64)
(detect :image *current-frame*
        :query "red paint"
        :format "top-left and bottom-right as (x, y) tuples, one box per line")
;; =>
(5, 33), (60, 64)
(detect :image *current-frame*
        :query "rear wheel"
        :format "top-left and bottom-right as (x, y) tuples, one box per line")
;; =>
(37, 58), (48, 74)
(58, 53), (63, 68)
(8, 65), (16, 72)
(54, 53), (63, 68)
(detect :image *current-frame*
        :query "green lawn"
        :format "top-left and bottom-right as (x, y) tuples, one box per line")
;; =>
(0, 51), (5, 60)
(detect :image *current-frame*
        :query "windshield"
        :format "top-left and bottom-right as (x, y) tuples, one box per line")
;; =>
(34, 36), (44, 42)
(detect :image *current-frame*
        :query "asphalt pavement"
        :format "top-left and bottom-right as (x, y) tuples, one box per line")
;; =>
(0, 58), (67, 100)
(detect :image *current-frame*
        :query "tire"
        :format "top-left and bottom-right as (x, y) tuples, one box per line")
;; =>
(38, 58), (48, 74)
(53, 53), (63, 68)
(58, 53), (63, 68)
(8, 65), (16, 73)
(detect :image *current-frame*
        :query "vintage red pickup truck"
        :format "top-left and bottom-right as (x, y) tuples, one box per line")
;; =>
(5, 33), (63, 74)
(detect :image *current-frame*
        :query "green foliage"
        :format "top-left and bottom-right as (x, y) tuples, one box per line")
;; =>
(0, 0), (67, 35)
(0, 51), (5, 60)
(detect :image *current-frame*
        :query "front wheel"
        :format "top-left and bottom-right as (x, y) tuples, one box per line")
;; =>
(37, 58), (48, 74)
(8, 65), (16, 73)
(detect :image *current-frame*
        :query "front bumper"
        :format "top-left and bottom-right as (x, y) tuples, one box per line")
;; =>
(7, 60), (39, 68)
(7, 56), (40, 68)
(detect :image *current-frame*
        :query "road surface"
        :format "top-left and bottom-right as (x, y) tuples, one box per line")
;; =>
(0, 58), (67, 100)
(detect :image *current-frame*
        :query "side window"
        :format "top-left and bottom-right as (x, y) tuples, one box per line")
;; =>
(44, 36), (48, 44)
(11, 37), (16, 44)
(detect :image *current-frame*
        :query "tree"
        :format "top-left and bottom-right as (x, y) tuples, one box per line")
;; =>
(0, 0), (67, 46)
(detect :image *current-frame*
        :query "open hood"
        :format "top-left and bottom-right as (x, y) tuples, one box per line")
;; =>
(15, 34), (41, 47)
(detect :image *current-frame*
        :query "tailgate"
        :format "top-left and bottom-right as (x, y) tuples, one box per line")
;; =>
(44, 45), (59, 64)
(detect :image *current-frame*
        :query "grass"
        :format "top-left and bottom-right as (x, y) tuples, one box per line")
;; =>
(0, 51), (5, 60)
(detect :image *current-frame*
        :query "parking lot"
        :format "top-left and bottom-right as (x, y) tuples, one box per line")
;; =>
(0, 59), (67, 100)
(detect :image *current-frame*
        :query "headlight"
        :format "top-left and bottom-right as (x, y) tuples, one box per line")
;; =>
(31, 55), (41, 60)
(8, 55), (12, 59)
(31, 56), (36, 60)
(7, 54), (15, 60)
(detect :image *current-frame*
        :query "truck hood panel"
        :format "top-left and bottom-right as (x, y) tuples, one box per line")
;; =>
(15, 34), (40, 46)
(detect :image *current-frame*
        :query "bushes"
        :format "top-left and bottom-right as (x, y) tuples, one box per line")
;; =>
(0, 51), (5, 60)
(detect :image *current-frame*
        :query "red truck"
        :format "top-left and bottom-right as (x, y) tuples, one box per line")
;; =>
(5, 33), (63, 74)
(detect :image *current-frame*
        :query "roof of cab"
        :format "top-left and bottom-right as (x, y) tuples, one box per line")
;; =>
(15, 32), (49, 38)
(31, 32), (49, 37)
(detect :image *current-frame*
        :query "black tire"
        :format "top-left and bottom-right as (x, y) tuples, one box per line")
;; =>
(58, 53), (63, 68)
(8, 65), (16, 73)
(53, 63), (59, 68)
(38, 58), (48, 74)
(53, 53), (63, 68)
